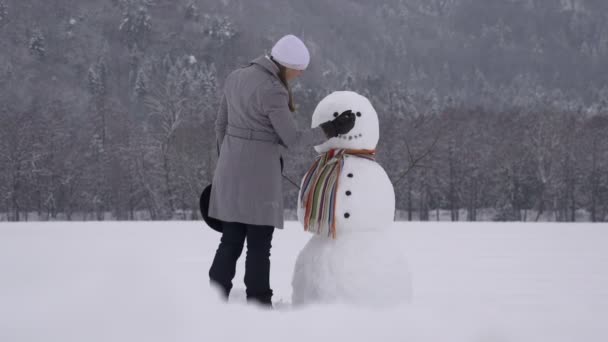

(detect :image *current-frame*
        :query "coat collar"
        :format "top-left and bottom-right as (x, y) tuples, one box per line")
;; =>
(251, 55), (280, 79)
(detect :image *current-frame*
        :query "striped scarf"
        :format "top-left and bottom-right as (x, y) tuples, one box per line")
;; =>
(299, 149), (376, 239)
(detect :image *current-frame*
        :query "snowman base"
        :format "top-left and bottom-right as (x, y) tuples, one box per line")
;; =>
(292, 230), (412, 308)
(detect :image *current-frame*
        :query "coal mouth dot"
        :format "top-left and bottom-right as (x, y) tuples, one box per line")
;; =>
(345, 133), (364, 140)
(337, 133), (364, 140)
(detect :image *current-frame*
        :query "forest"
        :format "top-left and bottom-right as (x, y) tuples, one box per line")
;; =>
(1, 0), (607, 222)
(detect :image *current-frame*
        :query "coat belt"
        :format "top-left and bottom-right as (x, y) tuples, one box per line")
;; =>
(226, 125), (281, 143)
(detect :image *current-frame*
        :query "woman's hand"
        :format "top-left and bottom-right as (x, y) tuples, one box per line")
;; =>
(319, 110), (356, 138)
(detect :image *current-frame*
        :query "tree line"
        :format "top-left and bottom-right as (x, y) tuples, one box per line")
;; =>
(1, 0), (607, 221)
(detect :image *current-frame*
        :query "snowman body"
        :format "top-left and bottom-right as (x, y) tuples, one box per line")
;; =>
(292, 91), (411, 307)
(296, 156), (394, 234)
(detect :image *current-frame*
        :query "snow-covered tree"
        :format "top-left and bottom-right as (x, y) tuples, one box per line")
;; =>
(119, 6), (151, 49)
(203, 15), (237, 43)
(481, 19), (513, 49)
(561, 0), (586, 12)
(88, 58), (108, 100)
(185, 1), (199, 21)
(85, 55), (111, 220)
(419, 0), (457, 17)
(0, 0), (7, 24)
(29, 29), (46, 58)
(140, 55), (218, 218)
(86, 55), (110, 219)
(134, 67), (148, 99)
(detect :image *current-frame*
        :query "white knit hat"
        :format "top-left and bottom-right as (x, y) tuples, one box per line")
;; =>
(271, 34), (310, 71)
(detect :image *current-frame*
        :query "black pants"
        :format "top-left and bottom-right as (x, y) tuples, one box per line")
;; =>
(209, 221), (274, 305)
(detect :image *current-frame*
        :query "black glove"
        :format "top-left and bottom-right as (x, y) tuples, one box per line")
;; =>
(319, 110), (356, 138)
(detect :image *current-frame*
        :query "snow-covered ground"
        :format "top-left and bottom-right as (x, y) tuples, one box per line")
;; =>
(1, 221), (607, 342)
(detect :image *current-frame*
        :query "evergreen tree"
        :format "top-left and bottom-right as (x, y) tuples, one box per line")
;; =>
(0, 0), (7, 25)
(29, 29), (46, 58)
(185, 1), (199, 21)
(119, 5), (151, 49)
(203, 15), (237, 43)
(134, 67), (148, 100)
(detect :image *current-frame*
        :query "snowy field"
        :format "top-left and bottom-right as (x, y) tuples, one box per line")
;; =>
(1, 221), (607, 342)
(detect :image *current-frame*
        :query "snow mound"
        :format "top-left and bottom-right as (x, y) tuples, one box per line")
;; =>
(292, 231), (411, 307)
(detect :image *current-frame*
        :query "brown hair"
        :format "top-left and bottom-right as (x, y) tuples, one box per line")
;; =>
(270, 56), (296, 112)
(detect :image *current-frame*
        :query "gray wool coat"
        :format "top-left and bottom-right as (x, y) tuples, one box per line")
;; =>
(208, 55), (327, 229)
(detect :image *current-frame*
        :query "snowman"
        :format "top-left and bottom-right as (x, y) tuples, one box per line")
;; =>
(292, 91), (411, 307)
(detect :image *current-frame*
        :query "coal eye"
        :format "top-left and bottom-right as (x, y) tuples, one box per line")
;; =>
(333, 112), (339, 118)
(356, 112), (362, 117)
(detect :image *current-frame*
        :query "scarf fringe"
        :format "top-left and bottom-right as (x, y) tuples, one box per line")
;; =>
(300, 149), (376, 239)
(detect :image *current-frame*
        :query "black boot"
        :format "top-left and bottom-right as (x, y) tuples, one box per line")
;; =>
(209, 279), (230, 301)
(247, 293), (273, 309)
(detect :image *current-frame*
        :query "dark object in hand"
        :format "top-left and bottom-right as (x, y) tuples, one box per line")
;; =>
(320, 110), (356, 138)
(199, 184), (223, 233)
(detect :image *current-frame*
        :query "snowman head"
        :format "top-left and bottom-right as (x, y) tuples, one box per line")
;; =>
(311, 91), (379, 153)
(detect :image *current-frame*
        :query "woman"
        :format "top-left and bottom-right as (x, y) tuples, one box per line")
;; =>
(208, 34), (355, 306)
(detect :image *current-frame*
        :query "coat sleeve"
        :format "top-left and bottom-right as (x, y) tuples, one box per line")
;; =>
(214, 93), (228, 155)
(261, 82), (327, 150)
